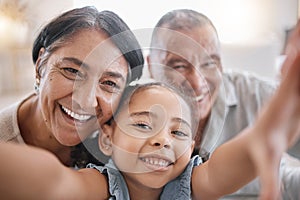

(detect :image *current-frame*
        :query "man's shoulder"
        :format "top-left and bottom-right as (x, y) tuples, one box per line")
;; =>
(223, 69), (278, 91)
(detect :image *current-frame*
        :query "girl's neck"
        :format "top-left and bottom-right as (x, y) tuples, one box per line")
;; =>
(18, 95), (72, 166)
(124, 174), (162, 200)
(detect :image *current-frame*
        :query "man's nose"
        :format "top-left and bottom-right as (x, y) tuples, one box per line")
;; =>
(186, 68), (207, 92)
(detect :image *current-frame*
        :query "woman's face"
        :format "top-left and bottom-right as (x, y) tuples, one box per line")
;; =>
(38, 29), (128, 146)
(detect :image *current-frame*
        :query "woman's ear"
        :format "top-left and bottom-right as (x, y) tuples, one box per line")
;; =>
(34, 48), (46, 94)
(99, 123), (113, 156)
(35, 47), (45, 81)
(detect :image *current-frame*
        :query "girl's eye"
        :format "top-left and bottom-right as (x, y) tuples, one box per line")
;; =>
(171, 130), (188, 137)
(132, 122), (152, 131)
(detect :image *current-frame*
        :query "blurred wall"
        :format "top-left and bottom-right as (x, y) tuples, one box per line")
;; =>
(0, 0), (73, 109)
(0, 0), (298, 109)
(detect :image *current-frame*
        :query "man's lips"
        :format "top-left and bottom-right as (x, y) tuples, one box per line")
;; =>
(194, 91), (209, 102)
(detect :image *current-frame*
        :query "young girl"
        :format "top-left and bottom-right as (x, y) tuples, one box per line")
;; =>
(1, 53), (300, 200)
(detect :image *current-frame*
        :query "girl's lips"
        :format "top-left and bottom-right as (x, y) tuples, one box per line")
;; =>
(139, 155), (174, 171)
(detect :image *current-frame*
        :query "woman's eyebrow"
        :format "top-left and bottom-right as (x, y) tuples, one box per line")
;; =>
(62, 57), (90, 69)
(102, 71), (126, 82)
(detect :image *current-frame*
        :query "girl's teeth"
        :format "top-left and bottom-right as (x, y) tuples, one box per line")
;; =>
(141, 157), (170, 167)
(61, 106), (92, 121)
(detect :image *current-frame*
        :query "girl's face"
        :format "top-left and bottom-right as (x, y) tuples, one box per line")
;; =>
(38, 29), (128, 146)
(102, 85), (194, 191)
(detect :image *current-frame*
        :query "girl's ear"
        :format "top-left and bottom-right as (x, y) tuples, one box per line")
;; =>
(146, 55), (154, 78)
(190, 140), (195, 153)
(99, 123), (113, 156)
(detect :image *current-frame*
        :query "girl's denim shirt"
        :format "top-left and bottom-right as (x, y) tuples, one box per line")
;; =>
(88, 155), (202, 200)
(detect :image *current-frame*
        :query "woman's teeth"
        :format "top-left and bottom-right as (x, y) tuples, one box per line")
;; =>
(61, 106), (92, 121)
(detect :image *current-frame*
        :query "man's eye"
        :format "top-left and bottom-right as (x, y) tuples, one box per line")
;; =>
(201, 61), (217, 69)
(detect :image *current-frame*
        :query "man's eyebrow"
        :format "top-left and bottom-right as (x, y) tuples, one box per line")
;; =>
(207, 54), (221, 62)
(62, 57), (90, 69)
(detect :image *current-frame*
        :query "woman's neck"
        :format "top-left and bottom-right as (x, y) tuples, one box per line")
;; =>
(18, 95), (72, 166)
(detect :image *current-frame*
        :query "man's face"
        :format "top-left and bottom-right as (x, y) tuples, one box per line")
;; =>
(148, 25), (223, 120)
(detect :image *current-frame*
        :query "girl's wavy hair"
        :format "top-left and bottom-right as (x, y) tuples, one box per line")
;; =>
(112, 81), (200, 139)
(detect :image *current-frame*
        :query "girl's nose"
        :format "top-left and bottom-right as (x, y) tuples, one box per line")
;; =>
(149, 130), (172, 149)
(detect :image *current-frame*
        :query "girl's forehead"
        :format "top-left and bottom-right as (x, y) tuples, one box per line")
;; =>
(127, 86), (191, 120)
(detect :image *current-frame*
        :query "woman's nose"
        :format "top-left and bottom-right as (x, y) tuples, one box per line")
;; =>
(73, 81), (99, 109)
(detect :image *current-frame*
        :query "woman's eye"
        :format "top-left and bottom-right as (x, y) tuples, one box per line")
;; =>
(64, 68), (78, 74)
(62, 68), (84, 80)
(100, 80), (121, 93)
(102, 80), (118, 88)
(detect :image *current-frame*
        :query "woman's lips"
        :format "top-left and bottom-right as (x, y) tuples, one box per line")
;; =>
(60, 105), (94, 122)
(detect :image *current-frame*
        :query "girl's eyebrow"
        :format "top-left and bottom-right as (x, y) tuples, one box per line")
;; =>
(129, 111), (157, 119)
(129, 111), (191, 128)
(172, 118), (192, 130)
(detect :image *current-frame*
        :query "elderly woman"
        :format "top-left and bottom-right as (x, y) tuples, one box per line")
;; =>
(0, 6), (144, 167)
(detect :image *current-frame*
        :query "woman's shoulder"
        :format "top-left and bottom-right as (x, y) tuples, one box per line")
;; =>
(0, 94), (34, 143)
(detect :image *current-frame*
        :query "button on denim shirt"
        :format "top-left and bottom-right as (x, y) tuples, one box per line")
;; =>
(88, 155), (202, 200)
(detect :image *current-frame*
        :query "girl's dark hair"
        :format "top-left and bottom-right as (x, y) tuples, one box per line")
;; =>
(113, 81), (200, 138)
(33, 6), (144, 82)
